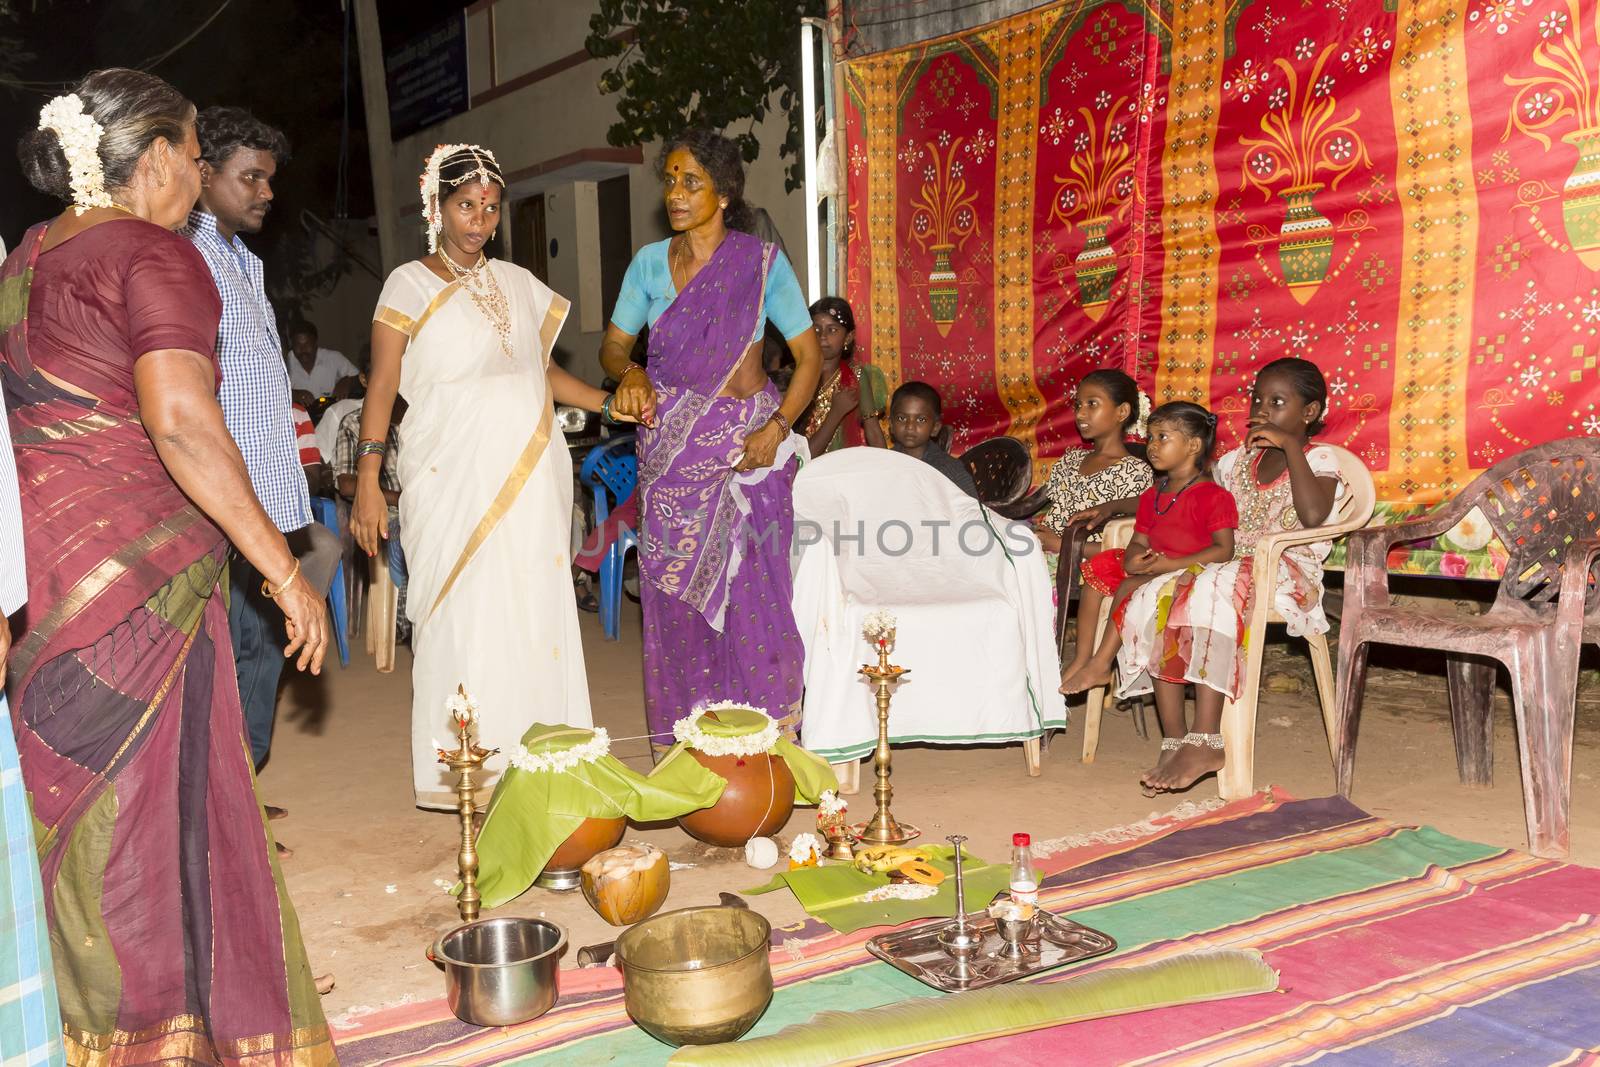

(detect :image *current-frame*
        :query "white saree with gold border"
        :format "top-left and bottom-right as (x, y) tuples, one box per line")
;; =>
(374, 259), (593, 809)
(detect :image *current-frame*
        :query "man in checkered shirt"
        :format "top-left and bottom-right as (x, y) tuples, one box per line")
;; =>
(183, 107), (313, 779)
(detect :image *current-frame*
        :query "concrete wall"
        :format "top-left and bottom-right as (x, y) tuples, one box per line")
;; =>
(359, 0), (813, 384)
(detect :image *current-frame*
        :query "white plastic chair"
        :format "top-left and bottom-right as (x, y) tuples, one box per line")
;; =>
(1080, 445), (1376, 797)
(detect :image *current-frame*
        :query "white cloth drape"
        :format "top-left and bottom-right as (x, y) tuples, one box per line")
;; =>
(791, 448), (1065, 762)
(375, 260), (593, 808)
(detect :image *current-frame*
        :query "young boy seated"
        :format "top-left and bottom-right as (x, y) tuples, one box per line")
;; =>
(888, 381), (980, 499)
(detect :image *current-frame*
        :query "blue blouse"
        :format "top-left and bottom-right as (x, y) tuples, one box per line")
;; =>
(610, 238), (813, 342)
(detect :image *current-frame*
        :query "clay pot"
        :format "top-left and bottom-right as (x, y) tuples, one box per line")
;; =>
(581, 843), (670, 926)
(544, 816), (627, 873)
(677, 751), (795, 847)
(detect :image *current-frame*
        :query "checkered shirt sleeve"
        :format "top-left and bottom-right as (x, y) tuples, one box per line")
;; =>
(182, 212), (311, 533)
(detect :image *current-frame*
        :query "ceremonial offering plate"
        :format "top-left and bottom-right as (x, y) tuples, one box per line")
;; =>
(865, 907), (1116, 992)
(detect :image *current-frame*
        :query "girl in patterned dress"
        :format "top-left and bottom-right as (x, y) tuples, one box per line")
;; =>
(1037, 369), (1154, 680)
(1118, 358), (1344, 793)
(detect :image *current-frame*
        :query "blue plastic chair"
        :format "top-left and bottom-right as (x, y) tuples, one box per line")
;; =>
(308, 495), (350, 667)
(579, 435), (638, 640)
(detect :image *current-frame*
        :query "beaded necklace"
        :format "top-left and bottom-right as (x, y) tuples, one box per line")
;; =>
(440, 250), (512, 358)
(1151, 472), (1202, 516)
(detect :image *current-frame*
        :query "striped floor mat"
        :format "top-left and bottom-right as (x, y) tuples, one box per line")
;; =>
(334, 792), (1600, 1065)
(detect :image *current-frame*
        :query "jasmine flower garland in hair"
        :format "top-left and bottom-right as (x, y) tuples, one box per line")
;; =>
(1135, 391), (1152, 438)
(38, 94), (112, 214)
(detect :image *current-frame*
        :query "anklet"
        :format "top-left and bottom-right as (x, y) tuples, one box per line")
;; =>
(1181, 732), (1225, 750)
(1160, 737), (1182, 752)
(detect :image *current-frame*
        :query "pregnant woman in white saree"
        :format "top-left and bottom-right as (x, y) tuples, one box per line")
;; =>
(352, 145), (623, 807)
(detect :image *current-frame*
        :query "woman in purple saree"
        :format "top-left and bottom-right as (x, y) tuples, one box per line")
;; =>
(599, 130), (821, 753)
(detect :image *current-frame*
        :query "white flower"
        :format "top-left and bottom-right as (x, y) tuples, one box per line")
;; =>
(1268, 87), (1288, 109)
(1095, 90), (1112, 109)
(1250, 152), (1277, 176)
(1328, 136), (1354, 161)
(789, 833), (824, 864)
(1525, 91), (1556, 119)
(1585, 414), (1600, 435)
(818, 790), (848, 817)
(507, 727), (611, 775)
(38, 94), (112, 215)
(1521, 366), (1543, 387)
(862, 610), (897, 644)
(1073, 131), (1091, 153)
(1330, 377), (1350, 395)
(1540, 10), (1568, 34)
(1582, 299), (1600, 322)
(1109, 122), (1127, 143)
(673, 702), (781, 758)
(1295, 37), (1317, 59)
(444, 688), (479, 725)
(1314, 75), (1336, 97)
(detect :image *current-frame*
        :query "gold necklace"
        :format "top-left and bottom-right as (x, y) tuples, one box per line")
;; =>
(440, 249), (512, 358)
(805, 367), (844, 434)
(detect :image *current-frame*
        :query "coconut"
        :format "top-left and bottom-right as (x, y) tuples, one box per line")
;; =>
(580, 843), (670, 926)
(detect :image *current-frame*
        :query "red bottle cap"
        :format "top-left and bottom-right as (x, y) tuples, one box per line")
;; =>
(1013, 833), (1030, 846)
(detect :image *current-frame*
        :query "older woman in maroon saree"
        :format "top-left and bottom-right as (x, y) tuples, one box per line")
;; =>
(5, 70), (332, 1065)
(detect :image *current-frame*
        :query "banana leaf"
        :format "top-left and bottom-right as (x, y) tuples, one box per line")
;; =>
(741, 845), (1010, 933)
(667, 949), (1280, 1066)
(657, 707), (838, 803)
(472, 724), (724, 909)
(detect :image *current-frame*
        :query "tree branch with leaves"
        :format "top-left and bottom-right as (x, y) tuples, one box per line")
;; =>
(586, 0), (823, 192)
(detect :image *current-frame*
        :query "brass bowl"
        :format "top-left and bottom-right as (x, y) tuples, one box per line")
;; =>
(616, 906), (773, 1046)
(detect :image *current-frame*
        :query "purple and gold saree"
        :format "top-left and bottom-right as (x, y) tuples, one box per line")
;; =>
(636, 231), (805, 750)
(1, 221), (333, 1065)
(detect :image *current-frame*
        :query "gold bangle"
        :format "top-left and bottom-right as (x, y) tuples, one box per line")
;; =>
(261, 559), (301, 600)
(619, 363), (647, 383)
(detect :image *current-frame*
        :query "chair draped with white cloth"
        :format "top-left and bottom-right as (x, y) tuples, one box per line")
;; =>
(791, 448), (1066, 791)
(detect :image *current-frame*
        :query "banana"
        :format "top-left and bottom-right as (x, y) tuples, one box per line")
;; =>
(853, 845), (933, 874)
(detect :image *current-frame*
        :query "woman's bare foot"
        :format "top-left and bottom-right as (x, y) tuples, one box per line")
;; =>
(1145, 734), (1225, 792)
(1139, 738), (1182, 794)
(1061, 659), (1115, 694)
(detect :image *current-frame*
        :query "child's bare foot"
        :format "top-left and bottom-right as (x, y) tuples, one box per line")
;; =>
(1057, 656), (1090, 693)
(1061, 660), (1115, 694)
(1139, 737), (1182, 794)
(1144, 733), (1225, 792)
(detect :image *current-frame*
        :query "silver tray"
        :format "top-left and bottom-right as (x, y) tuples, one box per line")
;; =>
(864, 908), (1116, 992)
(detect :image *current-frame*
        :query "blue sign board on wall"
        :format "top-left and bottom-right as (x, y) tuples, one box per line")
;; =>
(385, 13), (470, 140)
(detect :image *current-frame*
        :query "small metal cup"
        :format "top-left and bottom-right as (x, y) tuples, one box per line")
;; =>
(994, 913), (1036, 959)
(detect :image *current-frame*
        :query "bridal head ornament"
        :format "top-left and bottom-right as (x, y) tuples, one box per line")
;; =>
(38, 94), (112, 214)
(419, 143), (505, 253)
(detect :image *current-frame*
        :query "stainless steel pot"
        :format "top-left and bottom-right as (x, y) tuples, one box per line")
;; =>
(427, 917), (566, 1027)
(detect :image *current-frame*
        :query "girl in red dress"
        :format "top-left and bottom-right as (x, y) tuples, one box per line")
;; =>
(1060, 403), (1238, 781)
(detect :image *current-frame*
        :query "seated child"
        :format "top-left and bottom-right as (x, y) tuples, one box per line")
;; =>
(888, 381), (980, 499)
(1115, 357), (1346, 794)
(1061, 402), (1237, 714)
(1036, 369), (1154, 662)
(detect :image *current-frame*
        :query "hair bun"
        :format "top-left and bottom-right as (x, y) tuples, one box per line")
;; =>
(18, 126), (73, 200)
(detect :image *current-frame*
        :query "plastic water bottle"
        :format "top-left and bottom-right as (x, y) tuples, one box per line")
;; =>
(1009, 832), (1038, 907)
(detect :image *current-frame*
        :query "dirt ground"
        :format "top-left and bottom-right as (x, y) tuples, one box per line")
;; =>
(258, 604), (1600, 1024)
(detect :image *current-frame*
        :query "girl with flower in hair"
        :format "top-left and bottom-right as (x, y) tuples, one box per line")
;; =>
(803, 296), (888, 454)
(1037, 368), (1153, 678)
(353, 144), (631, 808)
(1113, 358), (1343, 793)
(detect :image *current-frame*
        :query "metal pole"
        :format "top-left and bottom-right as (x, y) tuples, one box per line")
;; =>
(800, 21), (822, 303)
